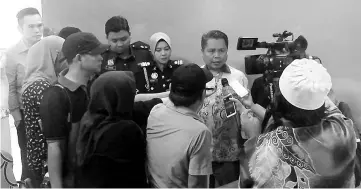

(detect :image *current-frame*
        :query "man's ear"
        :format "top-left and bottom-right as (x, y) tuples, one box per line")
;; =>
(77, 54), (82, 62)
(17, 25), (23, 35)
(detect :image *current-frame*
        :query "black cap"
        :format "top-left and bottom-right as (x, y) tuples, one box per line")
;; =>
(171, 63), (213, 96)
(62, 32), (109, 61)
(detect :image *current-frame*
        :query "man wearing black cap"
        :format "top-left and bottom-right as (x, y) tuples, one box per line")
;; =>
(39, 32), (108, 188)
(147, 63), (213, 188)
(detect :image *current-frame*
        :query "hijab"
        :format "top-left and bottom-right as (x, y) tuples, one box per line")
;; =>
(149, 32), (171, 55)
(21, 36), (66, 94)
(76, 71), (136, 166)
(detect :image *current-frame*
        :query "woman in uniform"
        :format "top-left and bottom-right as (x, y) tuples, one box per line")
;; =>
(137, 32), (183, 93)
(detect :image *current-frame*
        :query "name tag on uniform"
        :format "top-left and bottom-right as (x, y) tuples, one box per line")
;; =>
(105, 59), (116, 71)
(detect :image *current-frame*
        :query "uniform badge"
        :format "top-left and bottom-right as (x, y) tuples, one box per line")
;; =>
(151, 72), (158, 79)
(138, 62), (150, 67)
(174, 60), (183, 65)
(105, 59), (116, 71)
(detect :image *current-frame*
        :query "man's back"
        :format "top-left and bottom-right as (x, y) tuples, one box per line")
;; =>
(147, 101), (212, 188)
(244, 99), (357, 188)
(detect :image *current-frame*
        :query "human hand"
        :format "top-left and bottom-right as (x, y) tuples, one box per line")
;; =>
(15, 120), (21, 128)
(240, 92), (254, 109)
(229, 97), (246, 113)
(11, 109), (22, 128)
(240, 109), (262, 139)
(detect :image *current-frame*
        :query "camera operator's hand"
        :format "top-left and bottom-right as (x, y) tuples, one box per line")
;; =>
(229, 97), (246, 113)
(240, 92), (254, 109)
(240, 109), (262, 139)
(232, 94), (266, 122)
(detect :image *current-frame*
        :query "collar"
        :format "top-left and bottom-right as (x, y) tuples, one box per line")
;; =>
(58, 69), (83, 92)
(13, 39), (30, 54)
(205, 64), (231, 73)
(153, 60), (171, 71)
(165, 100), (202, 122)
(116, 47), (135, 60)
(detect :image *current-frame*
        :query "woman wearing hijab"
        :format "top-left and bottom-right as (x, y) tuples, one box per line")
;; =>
(21, 36), (66, 187)
(136, 32), (183, 93)
(76, 71), (148, 188)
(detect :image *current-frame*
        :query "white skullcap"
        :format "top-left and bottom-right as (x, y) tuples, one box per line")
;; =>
(279, 58), (332, 110)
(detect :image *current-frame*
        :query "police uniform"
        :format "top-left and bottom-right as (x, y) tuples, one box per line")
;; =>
(100, 41), (154, 93)
(136, 59), (184, 93)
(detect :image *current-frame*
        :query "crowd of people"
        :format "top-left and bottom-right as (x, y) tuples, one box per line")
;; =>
(1, 7), (360, 188)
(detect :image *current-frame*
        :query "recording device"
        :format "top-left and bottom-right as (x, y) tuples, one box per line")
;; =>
(237, 31), (309, 77)
(237, 31), (320, 133)
(223, 94), (237, 118)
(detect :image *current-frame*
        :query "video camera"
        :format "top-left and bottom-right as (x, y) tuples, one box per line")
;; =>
(237, 31), (308, 77)
(237, 31), (318, 133)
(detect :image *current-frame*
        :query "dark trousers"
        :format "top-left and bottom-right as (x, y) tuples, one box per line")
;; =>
(209, 160), (240, 188)
(16, 112), (28, 181)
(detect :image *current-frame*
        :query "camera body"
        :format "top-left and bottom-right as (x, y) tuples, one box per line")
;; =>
(237, 31), (308, 76)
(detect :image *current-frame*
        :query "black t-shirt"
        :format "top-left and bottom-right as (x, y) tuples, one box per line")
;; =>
(40, 84), (88, 140)
(40, 77), (88, 187)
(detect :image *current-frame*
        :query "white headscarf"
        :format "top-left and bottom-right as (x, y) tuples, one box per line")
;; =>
(149, 32), (171, 55)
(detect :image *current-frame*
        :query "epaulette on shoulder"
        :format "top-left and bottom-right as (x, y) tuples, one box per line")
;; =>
(138, 61), (151, 67)
(172, 60), (184, 66)
(131, 41), (150, 50)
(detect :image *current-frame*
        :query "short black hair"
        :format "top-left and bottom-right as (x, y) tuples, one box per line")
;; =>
(169, 90), (204, 107)
(262, 90), (326, 132)
(58, 27), (82, 39)
(201, 30), (228, 51)
(105, 16), (130, 37)
(16, 7), (40, 26)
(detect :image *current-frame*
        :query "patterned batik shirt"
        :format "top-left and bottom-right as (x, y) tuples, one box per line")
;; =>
(246, 98), (357, 188)
(198, 65), (248, 162)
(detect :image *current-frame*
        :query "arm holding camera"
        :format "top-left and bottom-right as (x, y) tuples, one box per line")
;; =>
(230, 93), (266, 139)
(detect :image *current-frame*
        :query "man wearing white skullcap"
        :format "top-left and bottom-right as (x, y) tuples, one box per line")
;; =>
(233, 58), (358, 188)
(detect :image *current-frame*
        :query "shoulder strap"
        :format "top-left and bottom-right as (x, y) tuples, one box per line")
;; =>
(138, 62), (151, 92)
(54, 84), (73, 122)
